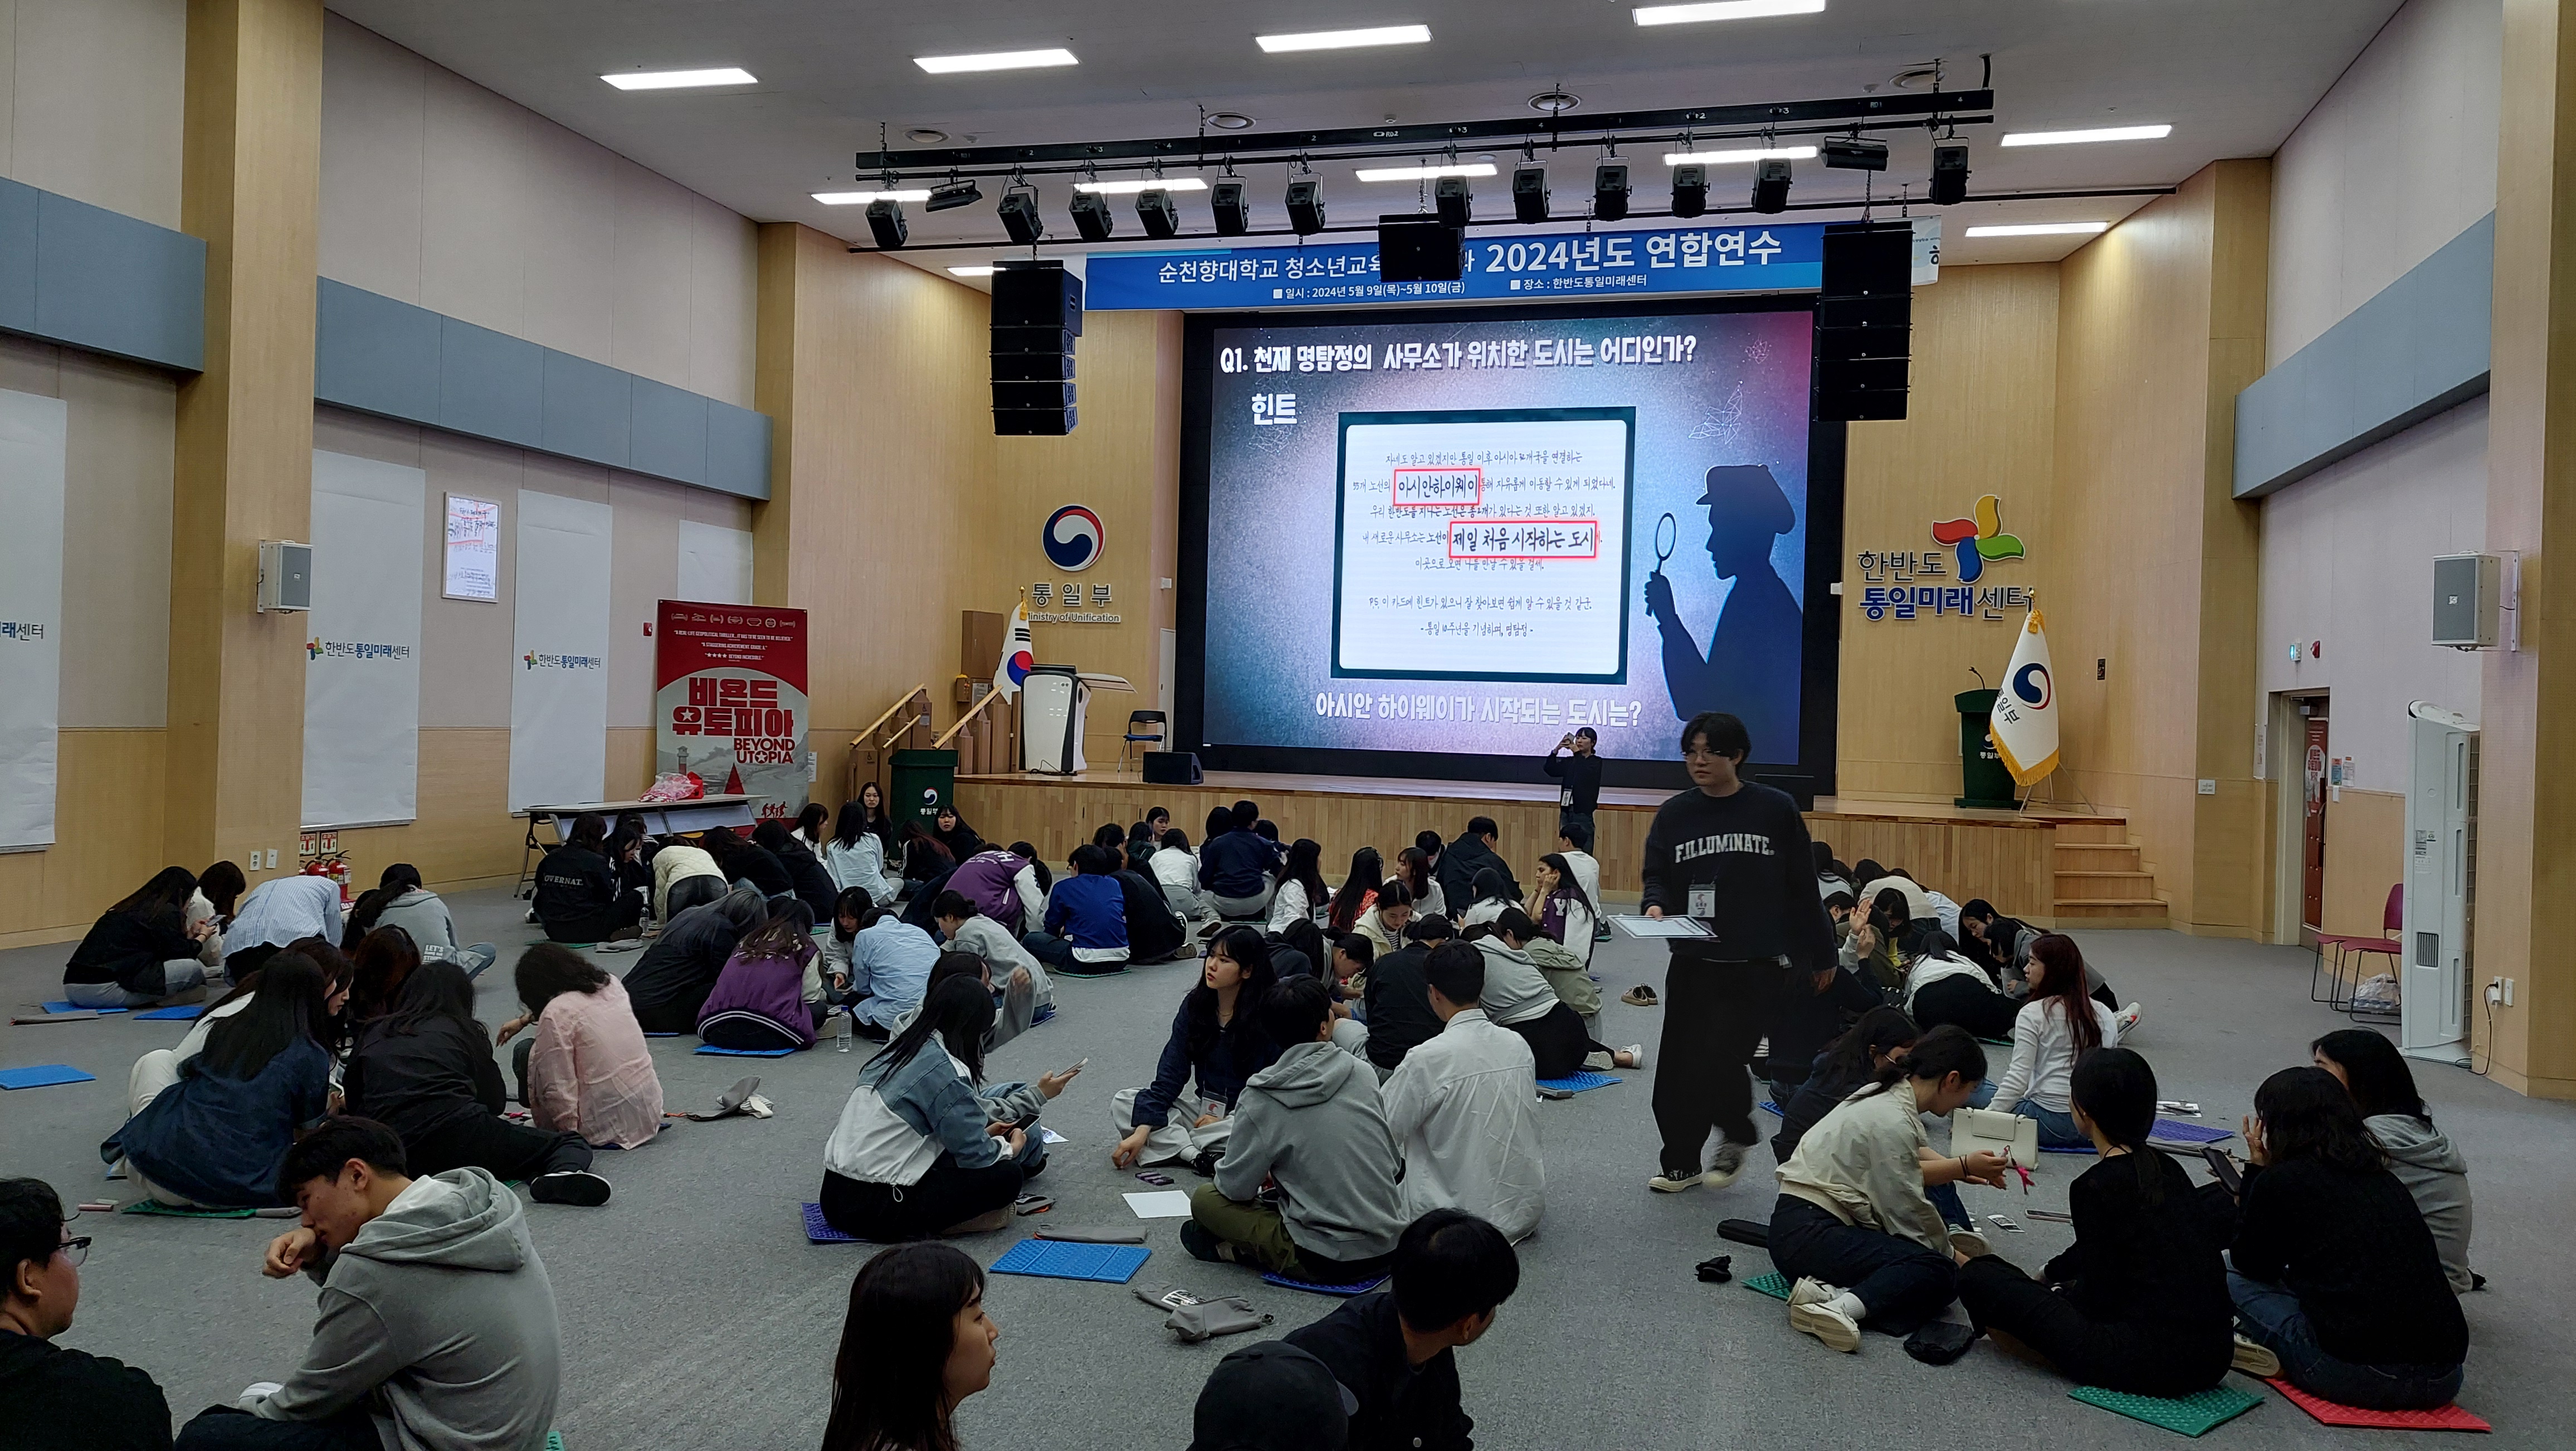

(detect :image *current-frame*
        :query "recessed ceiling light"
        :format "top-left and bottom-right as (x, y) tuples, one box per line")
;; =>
(1354, 162), (1498, 182)
(1206, 112), (1257, 131)
(1661, 144), (1816, 166)
(1633, 1), (1826, 26)
(1999, 124), (2173, 147)
(914, 48), (1079, 74)
(1074, 177), (1210, 195)
(813, 189), (932, 204)
(948, 266), (999, 277)
(601, 67), (758, 91)
(1528, 90), (1582, 115)
(1964, 222), (2111, 237)
(905, 128), (950, 145)
(1257, 25), (1432, 53)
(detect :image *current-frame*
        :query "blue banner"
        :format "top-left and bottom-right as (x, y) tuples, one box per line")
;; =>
(1085, 221), (1824, 310)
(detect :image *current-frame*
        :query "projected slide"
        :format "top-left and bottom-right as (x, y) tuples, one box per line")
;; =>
(1334, 410), (1634, 681)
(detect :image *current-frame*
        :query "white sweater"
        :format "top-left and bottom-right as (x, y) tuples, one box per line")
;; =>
(1988, 997), (2122, 1113)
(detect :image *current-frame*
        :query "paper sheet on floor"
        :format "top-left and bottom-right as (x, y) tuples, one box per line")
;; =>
(1041, 1128), (1067, 1145)
(1123, 1190), (1195, 1219)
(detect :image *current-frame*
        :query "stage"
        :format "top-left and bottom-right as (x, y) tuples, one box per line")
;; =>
(952, 767), (2148, 924)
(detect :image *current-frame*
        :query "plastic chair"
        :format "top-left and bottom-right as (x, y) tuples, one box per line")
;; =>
(2312, 884), (2402, 1012)
(1120, 709), (1167, 768)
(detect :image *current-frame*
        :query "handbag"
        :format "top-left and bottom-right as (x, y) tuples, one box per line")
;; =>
(1953, 1105), (2040, 1167)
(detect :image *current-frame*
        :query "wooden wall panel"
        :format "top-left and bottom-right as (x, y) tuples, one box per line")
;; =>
(0, 729), (172, 948)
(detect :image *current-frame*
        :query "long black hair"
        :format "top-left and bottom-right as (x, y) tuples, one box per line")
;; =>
(2071, 1046), (2163, 1200)
(1538, 851), (1599, 922)
(377, 959), (482, 1040)
(345, 926), (422, 1029)
(197, 860), (247, 920)
(565, 812), (609, 854)
(200, 952), (333, 1080)
(1817, 1006), (1920, 1089)
(1857, 1022), (1985, 1101)
(819, 1242), (987, 1451)
(1276, 917), (1328, 979)
(1396, 845), (1436, 902)
(1187, 927), (1278, 1060)
(736, 901), (816, 962)
(2312, 1029), (2432, 1127)
(833, 800), (872, 851)
(2255, 1065), (2388, 1174)
(873, 973), (996, 1085)
(113, 866), (197, 920)
(1279, 838), (1330, 912)
(1326, 846), (1381, 932)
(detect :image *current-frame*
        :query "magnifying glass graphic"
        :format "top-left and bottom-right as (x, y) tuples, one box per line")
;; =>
(1652, 512), (1677, 576)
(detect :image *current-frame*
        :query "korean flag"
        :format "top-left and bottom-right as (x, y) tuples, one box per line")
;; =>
(1989, 608), (2059, 786)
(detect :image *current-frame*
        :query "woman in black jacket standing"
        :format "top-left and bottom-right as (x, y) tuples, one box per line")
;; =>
(534, 813), (641, 943)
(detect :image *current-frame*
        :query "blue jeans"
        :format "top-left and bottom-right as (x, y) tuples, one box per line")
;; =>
(1768, 1194), (1957, 1335)
(1926, 1181), (1970, 1229)
(1967, 1082), (2088, 1148)
(2228, 1271), (2463, 1410)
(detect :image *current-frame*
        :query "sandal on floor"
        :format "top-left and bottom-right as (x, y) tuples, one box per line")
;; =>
(1621, 985), (1658, 1007)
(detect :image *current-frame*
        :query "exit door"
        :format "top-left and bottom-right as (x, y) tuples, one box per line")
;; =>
(2301, 712), (2330, 942)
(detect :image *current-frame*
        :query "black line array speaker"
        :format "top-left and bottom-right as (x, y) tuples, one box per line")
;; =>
(1378, 215), (1465, 283)
(1141, 749), (1203, 785)
(992, 261), (1083, 435)
(1813, 221), (1912, 422)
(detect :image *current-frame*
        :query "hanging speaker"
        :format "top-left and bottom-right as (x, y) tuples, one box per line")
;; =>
(1813, 221), (1911, 422)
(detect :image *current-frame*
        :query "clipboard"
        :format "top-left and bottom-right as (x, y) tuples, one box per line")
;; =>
(1609, 914), (1711, 939)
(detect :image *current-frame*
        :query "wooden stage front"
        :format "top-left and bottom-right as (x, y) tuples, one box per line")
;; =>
(953, 767), (2112, 923)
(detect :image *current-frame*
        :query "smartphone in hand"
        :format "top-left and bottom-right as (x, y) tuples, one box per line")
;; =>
(2202, 1145), (2244, 1195)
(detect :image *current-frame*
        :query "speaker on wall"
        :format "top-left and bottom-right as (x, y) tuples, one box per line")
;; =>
(1813, 221), (1912, 422)
(992, 261), (1082, 436)
(1141, 749), (1204, 785)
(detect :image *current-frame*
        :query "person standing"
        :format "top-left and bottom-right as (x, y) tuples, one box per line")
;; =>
(1640, 710), (1836, 1194)
(1543, 727), (1605, 845)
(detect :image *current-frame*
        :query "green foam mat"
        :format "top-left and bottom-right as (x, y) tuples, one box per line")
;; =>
(2069, 1384), (2263, 1437)
(1743, 1270), (1792, 1301)
(119, 1200), (256, 1219)
(548, 1434), (564, 1451)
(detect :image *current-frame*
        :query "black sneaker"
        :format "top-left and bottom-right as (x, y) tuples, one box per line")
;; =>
(1648, 1165), (1703, 1194)
(1187, 1149), (1221, 1179)
(529, 1170), (612, 1207)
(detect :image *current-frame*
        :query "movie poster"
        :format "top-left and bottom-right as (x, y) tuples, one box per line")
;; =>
(653, 600), (808, 821)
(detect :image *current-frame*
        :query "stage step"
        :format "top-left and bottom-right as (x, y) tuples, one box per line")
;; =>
(2043, 817), (2131, 845)
(2053, 841), (2142, 870)
(2055, 869), (2159, 900)
(2052, 897), (2170, 928)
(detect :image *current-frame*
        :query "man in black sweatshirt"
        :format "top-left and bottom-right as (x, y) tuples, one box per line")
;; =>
(1638, 710), (1836, 1195)
(1433, 818), (1518, 918)
(1283, 1208), (1516, 1451)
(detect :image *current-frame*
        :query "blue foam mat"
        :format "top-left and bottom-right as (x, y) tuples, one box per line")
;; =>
(802, 1202), (872, 1244)
(133, 1004), (205, 1021)
(40, 1001), (124, 1014)
(1759, 1100), (1783, 1116)
(989, 1238), (1152, 1283)
(695, 1044), (796, 1057)
(1262, 1270), (1387, 1297)
(642, 1031), (681, 1038)
(1535, 1071), (1622, 1093)
(0, 1064), (97, 1089)
(2145, 1117), (2233, 1145)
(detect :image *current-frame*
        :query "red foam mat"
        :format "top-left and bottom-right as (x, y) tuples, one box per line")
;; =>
(2266, 1379), (2489, 1431)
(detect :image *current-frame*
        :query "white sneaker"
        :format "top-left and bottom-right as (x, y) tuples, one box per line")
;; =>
(1788, 1277), (1862, 1352)
(2115, 1001), (2144, 1038)
(1949, 1228), (1993, 1259)
(2231, 1334), (2280, 1378)
(1702, 1140), (1748, 1189)
(1617, 1043), (1647, 1069)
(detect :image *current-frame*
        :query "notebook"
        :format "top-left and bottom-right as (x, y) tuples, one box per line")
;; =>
(1952, 1106), (2039, 1167)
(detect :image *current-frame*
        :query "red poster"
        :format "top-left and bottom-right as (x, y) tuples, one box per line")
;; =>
(653, 600), (809, 821)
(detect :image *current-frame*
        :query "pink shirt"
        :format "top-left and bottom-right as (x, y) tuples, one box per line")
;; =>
(528, 976), (665, 1148)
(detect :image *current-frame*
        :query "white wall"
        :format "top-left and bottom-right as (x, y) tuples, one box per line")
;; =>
(0, 0), (186, 228)
(2257, 397), (2487, 786)
(319, 13), (759, 408)
(2266, 0), (2500, 364)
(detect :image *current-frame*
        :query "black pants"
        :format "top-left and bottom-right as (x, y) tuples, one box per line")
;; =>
(406, 1110), (593, 1182)
(542, 894), (642, 943)
(175, 1404), (379, 1450)
(1504, 1002), (1607, 1080)
(1913, 976), (2020, 1040)
(631, 987), (714, 1036)
(1768, 1194), (1956, 1336)
(1957, 1255), (2231, 1397)
(663, 874), (725, 921)
(1652, 955), (1793, 1174)
(820, 1156), (1023, 1241)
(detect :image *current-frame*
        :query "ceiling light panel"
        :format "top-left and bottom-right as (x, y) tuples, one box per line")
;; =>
(601, 67), (756, 90)
(914, 48), (1079, 74)
(1074, 177), (1209, 194)
(1257, 25), (1433, 52)
(1633, 1), (1826, 26)
(1354, 162), (1498, 182)
(948, 266), (999, 277)
(1661, 144), (1816, 166)
(1999, 124), (2172, 147)
(813, 189), (931, 204)
(1964, 222), (2110, 237)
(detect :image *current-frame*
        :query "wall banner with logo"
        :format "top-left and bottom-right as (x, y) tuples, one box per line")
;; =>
(509, 491), (613, 811)
(304, 451), (426, 827)
(654, 600), (809, 822)
(0, 389), (65, 850)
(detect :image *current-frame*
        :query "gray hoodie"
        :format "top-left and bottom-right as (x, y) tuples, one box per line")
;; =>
(251, 1167), (561, 1451)
(2368, 1112), (2475, 1293)
(371, 888), (458, 955)
(1216, 1039), (1408, 1263)
(1470, 936), (1559, 1027)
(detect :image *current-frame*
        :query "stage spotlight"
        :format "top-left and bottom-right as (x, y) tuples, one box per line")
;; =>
(1822, 137), (1889, 172)
(1286, 178), (1327, 235)
(1593, 163), (1629, 221)
(1435, 174), (1472, 226)
(1212, 179), (1252, 235)
(865, 198), (908, 249)
(926, 178), (983, 212)
(1931, 142), (1969, 205)
(1069, 189), (1114, 241)
(998, 187), (1045, 244)
(1512, 165), (1549, 222)
(1752, 157), (1791, 214)
(1137, 187), (1181, 238)
(1671, 164), (1708, 218)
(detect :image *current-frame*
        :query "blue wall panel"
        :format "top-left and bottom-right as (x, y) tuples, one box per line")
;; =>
(628, 375), (708, 488)
(705, 401), (772, 500)
(541, 350), (631, 468)
(314, 282), (440, 419)
(0, 177), (203, 372)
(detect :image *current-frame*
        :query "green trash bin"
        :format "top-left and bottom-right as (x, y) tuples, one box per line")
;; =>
(890, 749), (959, 836)
(1955, 689), (2019, 809)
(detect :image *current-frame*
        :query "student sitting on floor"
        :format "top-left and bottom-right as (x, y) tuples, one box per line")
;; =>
(794, 801), (831, 854)
(930, 889), (1051, 1020)
(824, 800), (899, 908)
(819, 976), (1029, 1241)
(1768, 937), (1890, 1107)
(1189, 1341), (1352, 1451)
(344, 963), (611, 1207)
(819, 1243), (1001, 1451)
(1185, 977), (1408, 1283)
(1515, 912), (1603, 1047)
(1770, 1006), (1923, 1163)
(621, 883), (769, 1035)
(1109, 846), (1190, 964)
(1324, 934), (1372, 1045)
(931, 806), (984, 863)
(1531, 853), (1599, 970)
(1436, 816), (1518, 922)
(1456, 868), (1515, 931)
(191, 859), (246, 959)
(1554, 819), (1602, 910)
(1023, 844), (1131, 975)
(492, 944), (663, 1148)
(707, 824), (797, 903)
(1351, 879), (1415, 961)
(533, 812), (642, 944)
(1112, 927), (1282, 1169)
(63, 866), (214, 1009)
(897, 824), (954, 899)
(1840, 888), (1910, 998)
(845, 905), (943, 1041)
(2226, 1065), (2469, 1410)
(1198, 801), (1279, 921)
(341, 864), (495, 977)
(1772, 1024), (2006, 1352)
(167, 943), (353, 1078)
(940, 843), (1042, 934)
(1263, 838), (1329, 934)
(651, 834), (726, 922)
(1324, 846), (1384, 936)
(1956, 1046), (2235, 1396)
(1465, 914), (1642, 1078)
(105, 953), (338, 1209)
(1392, 844), (1446, 923)
(1975, 934), (2122, 1147)
(0, 1177), (172, 1451)
(1283, 1208), (1518, 1451)
(1149, 827), (1207, 922)
(754, 819), (841, 922)
(2311, 1029), (2477, 1292)
(1381, 942), (1543, 1241)
(1901, 928), (2019, 1043)
(173, 1118), (561, 1451)
(223, 873), (346, 979)
(1955, 898), (2041, 989)
(1362, 913), (1453, 1077)
(698, 903), (824, 1051)
(340, 927), (423, 1042)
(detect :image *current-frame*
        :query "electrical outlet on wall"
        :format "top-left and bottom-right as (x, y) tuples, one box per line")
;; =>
(2505, 978), (2516, 1006)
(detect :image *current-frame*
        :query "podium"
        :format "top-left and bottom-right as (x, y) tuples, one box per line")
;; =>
(1020, 666), (1134, 774)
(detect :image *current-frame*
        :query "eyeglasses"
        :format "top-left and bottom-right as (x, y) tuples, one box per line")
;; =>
(56, 1236), (91, 1268)
(1681, 749), (1734, 763)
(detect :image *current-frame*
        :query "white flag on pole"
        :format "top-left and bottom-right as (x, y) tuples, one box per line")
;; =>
(992, 600), (1034, 702)
(1990, 607), (2059, 786)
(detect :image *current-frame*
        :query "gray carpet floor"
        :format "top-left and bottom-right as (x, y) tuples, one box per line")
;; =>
(5, 890), (2568, 1450)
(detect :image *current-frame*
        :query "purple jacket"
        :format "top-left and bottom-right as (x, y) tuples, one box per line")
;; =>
(695, 943), (816, 1048)
(946, 850), (1031, 929)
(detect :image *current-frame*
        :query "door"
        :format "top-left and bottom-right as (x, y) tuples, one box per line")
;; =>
(2301, 713), (2330, 941)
